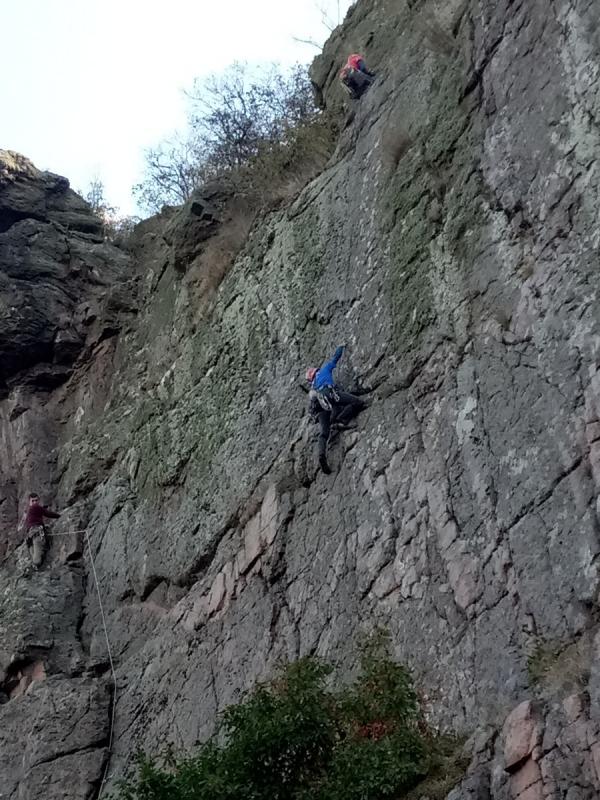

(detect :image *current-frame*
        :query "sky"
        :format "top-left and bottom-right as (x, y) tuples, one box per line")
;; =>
(1, 0), (352, 215)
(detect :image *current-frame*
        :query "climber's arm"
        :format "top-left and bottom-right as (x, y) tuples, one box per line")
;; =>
(322, 345), (345, 373)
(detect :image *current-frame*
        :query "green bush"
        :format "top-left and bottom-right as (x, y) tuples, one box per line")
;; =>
(111, 636), (455, 800)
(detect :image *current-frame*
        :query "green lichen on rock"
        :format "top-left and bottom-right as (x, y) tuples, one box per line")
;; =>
(381, 46), (485, 352)
(285, 206), (326, 328)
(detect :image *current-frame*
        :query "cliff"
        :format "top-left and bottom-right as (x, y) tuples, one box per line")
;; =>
(2, 0), (600, 797)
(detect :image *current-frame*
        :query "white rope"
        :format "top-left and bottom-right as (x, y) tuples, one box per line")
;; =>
(85, 529), (118, 796)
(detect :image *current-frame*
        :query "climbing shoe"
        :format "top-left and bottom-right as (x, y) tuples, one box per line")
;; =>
(319, 455), (332, 474)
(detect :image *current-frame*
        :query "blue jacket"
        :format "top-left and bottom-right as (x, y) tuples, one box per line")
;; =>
(313, 346), (344, 390)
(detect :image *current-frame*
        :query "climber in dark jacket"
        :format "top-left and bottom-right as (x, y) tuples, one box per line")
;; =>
(20, 492), (60, 568)
(339, 53), (376, 100)
(306, 346), (367, 474)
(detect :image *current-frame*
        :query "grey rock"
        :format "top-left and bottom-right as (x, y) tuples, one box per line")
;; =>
(0, 678), (110, 800)
(0, 151), (131, 391)
(3, 0), (600, 798)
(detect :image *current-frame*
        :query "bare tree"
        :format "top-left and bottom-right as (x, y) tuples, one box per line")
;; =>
(84, 177), (137, 238)
(134, 63), (317, 213)
(186, 63), (314, 172)
(318, 0), (343, 32)
(133, 135), (208, 212)
(85, 176), (115, 217)
(293, 1), (352, 49)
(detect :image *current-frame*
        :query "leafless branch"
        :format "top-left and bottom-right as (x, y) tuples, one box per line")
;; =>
(292, 35), (322, 50)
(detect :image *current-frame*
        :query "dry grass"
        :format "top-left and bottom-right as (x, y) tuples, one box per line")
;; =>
(404, 735), (469, 800)
(182, 114), (338, 327)
(527, 638), (589, 694)
(230, 113), (338, 207)
(190, 201), (256, 312)
(187, 114), (338, 322)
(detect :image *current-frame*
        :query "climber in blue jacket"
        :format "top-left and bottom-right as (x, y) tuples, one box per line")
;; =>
(306, 345), (367, 474)
(307, 345), (344, 391)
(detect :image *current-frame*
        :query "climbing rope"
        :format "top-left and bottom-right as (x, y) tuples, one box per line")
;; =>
(84, 528), (118, 795)
(45, 528), (91, 537)
(4, 525), (117, 792)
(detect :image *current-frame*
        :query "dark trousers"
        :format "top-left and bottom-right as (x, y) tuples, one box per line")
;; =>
(343, 69), (374, 99)
(317, 391), (365, 458)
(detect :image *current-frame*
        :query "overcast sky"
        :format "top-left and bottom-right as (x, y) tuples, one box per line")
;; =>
(1, 0), (352, 215)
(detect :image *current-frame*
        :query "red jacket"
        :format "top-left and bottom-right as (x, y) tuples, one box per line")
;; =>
(25, 503), (60, 529)
(347, 54), (365, 70)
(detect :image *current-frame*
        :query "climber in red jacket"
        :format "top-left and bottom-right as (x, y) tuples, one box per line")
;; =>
(20, 492), (61, 568)
(339, 53), (376, 100)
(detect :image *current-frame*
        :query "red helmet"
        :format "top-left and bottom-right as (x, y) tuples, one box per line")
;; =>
(306, 367), (317, 383)
(347, 54), (365, 70)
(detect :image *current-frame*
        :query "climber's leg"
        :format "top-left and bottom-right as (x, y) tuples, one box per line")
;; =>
(354, 70), (374, 98)
(342, 69), (364, 100)
(28, 525), (46, 568)
(317, 409), (332, 474)
(341, 78), (357, 99)
(334, 391), (367, 426)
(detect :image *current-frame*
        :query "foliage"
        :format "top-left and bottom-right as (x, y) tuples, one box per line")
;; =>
(526, 637), (588, 693)
(133, 63), (336, 213)
(403, 735), (469, 800)
(132, 135), (207, 211)
(111, 633), (458, 800)
(224, 111), (338, 207)
(186, 63), (315, 173)
(527, 639), (562, 686)
(84, 177), (138, 239)
(86, 176), (116, 218)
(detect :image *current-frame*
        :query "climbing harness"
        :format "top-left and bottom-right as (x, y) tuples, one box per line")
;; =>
(340, 67), (374, 100)
(316, 386), (340, 411)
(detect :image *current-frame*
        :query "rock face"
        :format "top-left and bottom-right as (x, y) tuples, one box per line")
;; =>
(2, 0), (600, 797)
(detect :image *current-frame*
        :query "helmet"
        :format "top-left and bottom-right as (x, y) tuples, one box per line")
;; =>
(306, 367), (317, 383)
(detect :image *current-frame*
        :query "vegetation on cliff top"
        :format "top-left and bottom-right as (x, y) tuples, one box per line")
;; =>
(134, 63), (338, 213)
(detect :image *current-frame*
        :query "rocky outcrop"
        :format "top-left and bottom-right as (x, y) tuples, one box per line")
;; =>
(2, 0), (600, 797)
(0, 150), (127, 795)
(0, 150), (132, 560)
(0, 151), (130, 390)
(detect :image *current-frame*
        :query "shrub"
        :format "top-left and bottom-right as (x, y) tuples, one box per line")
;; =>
(226, 111), (338, 207)
(186, 63), (316, 174)
(110, 634), (458, 800)
(132, 135), (208, 211)
(84, 177), (139, 240)
(133, 63), (337, 214)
